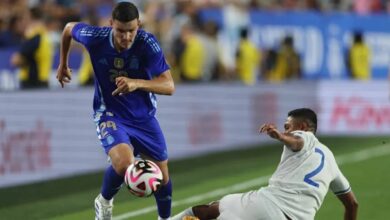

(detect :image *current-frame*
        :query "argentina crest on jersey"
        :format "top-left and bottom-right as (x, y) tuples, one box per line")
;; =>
(114, 57), (124, 69)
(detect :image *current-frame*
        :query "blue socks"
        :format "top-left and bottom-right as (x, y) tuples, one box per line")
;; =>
(101, 165), (124, 200)
(154, 179), (172, 218)
(100, 165), (172, 218)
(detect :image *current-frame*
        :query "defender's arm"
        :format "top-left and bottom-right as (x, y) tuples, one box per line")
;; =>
(337, 191), (358, 220)
(259, 123), (304, 151)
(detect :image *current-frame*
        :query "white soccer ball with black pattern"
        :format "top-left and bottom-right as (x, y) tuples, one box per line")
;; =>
(124, 159), (163, 197)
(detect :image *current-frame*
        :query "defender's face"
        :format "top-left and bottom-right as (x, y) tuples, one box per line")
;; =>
(283, 116), (302, 134)
(111, 19), (139, 51)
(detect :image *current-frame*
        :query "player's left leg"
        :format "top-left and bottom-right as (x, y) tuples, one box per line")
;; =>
(150, 159), (172, 220)
(193, 202), (220, 219)
(171, 202), (219, 220)
(130, 117), (172, 220)
(141, 154), (172, 219)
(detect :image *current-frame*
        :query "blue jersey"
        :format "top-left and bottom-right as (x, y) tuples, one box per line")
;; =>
(71, 23), (169, 121)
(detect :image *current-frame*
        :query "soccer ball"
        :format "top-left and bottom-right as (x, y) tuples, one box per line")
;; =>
(124, 159), (163, 197)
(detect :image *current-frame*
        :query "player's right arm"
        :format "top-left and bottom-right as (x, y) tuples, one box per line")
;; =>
(337, 191), (358, 220)
(259, 123), (304, 151)
(57, 22), (78, 88)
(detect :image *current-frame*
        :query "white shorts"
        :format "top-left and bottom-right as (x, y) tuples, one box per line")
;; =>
(218, 190), (287, 220)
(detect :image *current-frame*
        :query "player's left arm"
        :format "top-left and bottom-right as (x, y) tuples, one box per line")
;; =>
(57, 22), (78, 87)
(112, 70), (175, 96)
(337, 191), (358, 220)
(330, 165), (358, 220)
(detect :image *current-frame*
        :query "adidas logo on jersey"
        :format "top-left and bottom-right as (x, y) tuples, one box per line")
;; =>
(99, 58), (108, 65)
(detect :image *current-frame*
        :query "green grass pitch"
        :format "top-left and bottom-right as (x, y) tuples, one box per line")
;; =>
(0, 136), (389, 220)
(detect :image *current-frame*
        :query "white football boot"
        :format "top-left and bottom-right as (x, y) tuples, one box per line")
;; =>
(94, 194), (113, 220)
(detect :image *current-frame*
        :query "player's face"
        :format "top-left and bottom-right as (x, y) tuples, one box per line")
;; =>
(283, 116), (303, 134)
(111, 19), (140, 51)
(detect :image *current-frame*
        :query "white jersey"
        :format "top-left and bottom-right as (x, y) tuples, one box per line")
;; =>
(260, 131), (351, 220)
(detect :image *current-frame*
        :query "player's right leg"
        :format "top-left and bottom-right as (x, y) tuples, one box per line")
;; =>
(219, 190), (287, 219)
(104, 143), (134, 197)
(95, 143), (134, 220)
(147, 158), (172, 220)
(95, 115), (134, 220)
(131, 117), (172, 220)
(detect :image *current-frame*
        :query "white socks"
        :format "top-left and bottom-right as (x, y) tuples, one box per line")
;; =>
(98, 194), (113, 206)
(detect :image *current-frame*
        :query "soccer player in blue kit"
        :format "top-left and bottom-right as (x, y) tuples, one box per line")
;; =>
(56, 2), (175, 220)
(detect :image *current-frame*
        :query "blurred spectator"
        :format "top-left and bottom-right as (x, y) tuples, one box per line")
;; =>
(387, 0), (390, 13)
(163, 0), (199, 82)
(353, 0), (372, 14)
(178, 23), (205, 82)
(264, 35), (301, 82)
(0, 15), (24, 48)
(235, 27), (260, 85)
(1, 0), (389, 90)
(305, 0), (321, 10)
(40, 0), (81, 29)
(353, 0), (385, 14)
(282, 0), (300, 10)
(320, 0), (351, 11)
(169, 35), (186, 82)
(0, 1), (28, 47)
(346, 31), (371, 80)
(78, 49), (94, 86)
(167, 0), (199, 48)
(262, 48), (278, 81)
(219, 0), (249, 81)
(77, 8), (101, 87)
(141, 1), (164, 37)
(10, 7), (54, 89)
(199, 20), (220, 82)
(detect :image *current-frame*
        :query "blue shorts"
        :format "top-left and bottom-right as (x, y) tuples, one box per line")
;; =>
(95, 114), (168, 161)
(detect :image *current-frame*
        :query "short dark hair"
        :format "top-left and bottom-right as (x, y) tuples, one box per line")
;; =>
(353, 31), (363, 43)
(112, 2), (139, 22)
(240, 28), (248, 39)
(283, 35), (294, 47)
(288, 108), (317, 133)
(30, 7), (43, 20)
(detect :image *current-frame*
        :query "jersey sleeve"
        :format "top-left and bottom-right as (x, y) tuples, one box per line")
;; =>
(144, 34), (169, 76)
(291, 131), (314, 152)
(330, 167), (351, 195)
(71, 23), (110, 48)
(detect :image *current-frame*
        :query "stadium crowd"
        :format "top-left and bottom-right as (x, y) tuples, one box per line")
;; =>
(0, 0), (382, 89)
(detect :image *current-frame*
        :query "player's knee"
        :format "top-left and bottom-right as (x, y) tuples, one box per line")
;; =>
(155, 161), (170, 185)
(159, 169), (169, 185)
(162, 176), (170, 185)
(112, 157), (133, 175)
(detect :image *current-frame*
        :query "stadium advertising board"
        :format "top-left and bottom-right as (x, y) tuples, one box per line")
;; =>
(318, 81), (390, 134)
(0, 89), (106, 187)
(0, 81), (388, 187)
